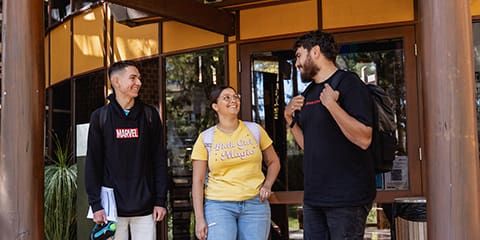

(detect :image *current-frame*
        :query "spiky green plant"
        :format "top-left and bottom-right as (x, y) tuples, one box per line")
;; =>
(44, 133), (77, 240)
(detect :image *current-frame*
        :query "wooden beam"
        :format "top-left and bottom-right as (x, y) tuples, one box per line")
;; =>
(269, 191), (303, 205)
(0, 0), (45, 239)
(107, 0), (235, 36)
(419, 0), (480, 239)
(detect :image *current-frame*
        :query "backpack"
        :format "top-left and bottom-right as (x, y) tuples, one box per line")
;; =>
(98, 104), (153, 131)
(327, 70), (397, 173)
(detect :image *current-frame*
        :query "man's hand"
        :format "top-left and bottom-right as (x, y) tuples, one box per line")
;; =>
(320, 83), (339, 110)
(285, 95), (305, 125)
(153, 206), (167, 222)
(93, 209), (107, 224)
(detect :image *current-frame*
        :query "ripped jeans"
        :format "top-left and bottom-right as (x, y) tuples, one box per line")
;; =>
(204, 196), (270, 240)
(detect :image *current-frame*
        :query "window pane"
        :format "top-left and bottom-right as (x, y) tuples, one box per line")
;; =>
(472, 22), (480, 155)
(337, 39), (409, 191)
(165, 47), (225, 239)
(166, 48), (225, 171)
(75, 70), (105, 125)
(251, 53), (303, 191)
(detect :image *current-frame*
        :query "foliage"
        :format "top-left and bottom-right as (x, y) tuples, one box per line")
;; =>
(164, 48), (225, 238)
(288, 205), (302, 230)
(366, 205), (378, 225)
(44, 132), (77, 240)
(165, 48), (225, 168)
(338, 45), (407, 154)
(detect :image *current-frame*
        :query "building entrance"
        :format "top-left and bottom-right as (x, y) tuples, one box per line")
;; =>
(242, 26), (421, 239)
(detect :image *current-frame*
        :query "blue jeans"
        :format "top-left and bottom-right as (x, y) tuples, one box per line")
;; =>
(303, 203), (372, 240)
(204, 196), (270, 240)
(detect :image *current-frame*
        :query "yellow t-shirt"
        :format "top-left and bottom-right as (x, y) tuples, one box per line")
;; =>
(191, 120), (273, 201)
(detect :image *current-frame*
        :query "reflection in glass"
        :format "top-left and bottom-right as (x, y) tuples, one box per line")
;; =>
(337, 39), (409, 190)
(47, 0), (101, 27)
(252, 53), (304, 192)
(165, 48), (225, 172)
(472, 22), (480, 154)
(165, 47), (225, 239)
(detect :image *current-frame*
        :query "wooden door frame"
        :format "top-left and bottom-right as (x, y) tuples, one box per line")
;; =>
(238, 25), (422, 203)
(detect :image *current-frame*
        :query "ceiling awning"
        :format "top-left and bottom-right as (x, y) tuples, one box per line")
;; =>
(106, 0), (235, 36)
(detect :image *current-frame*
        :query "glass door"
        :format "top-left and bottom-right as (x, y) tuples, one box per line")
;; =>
(164, 47), (225, 239)
(334, 26), (422, 201)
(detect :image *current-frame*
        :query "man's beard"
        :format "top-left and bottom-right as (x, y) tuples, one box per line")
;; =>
(299, 55), (319, 83)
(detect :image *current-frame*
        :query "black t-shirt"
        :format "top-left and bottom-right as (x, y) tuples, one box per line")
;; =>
(298, 70), (376, 207)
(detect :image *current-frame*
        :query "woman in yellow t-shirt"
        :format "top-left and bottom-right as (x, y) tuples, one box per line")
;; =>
(191, 86), (281, 240)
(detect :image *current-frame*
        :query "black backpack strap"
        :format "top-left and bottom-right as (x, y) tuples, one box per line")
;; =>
(143, 105), (153, 126)
(292, 76), (333, 127)
(99, 105), (109, 131)
(329, 69), (347, 90)
(291, 83), (315, 127)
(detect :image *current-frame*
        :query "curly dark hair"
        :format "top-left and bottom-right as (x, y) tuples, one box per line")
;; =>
(293, 31), (338, 62)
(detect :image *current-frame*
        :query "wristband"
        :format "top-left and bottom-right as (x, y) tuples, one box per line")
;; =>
(289, 120), (296, 128)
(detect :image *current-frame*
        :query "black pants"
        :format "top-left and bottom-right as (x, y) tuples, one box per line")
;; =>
(303, 203), (372, 240)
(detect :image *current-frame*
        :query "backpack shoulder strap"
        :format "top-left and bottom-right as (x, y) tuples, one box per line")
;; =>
(143, 105), (153, 125)
(202, 126), (216, 155)
(99, 105), (109, 131)
(243, 121), (260, 144)
(200, 126), (216, 185)
(202, 122), (260, 154)
(329, 69), (348, 90)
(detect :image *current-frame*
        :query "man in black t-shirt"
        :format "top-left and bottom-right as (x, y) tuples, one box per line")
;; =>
(284, 31), (375, 240)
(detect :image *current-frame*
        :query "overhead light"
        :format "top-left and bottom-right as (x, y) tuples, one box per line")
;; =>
(204, 0), (223, 4)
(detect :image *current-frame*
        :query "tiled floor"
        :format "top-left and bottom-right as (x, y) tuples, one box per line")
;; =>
(364, 227), (391, 240)
(288, 227), (392, 240)
(289, 230), (303, 239)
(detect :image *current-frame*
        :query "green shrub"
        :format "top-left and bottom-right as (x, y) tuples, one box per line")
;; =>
(44, 133), (77, 240)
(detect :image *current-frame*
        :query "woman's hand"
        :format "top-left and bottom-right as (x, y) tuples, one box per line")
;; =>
(260, 145), (280, 202)
(195, 218), (208, 240)
(259, 184), (272, 202)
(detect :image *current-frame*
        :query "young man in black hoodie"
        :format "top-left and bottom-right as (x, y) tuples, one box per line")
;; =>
(86, 61), (168, 239)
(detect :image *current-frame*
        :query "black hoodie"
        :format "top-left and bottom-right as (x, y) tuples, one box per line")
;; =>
(85, 94), (168, 217)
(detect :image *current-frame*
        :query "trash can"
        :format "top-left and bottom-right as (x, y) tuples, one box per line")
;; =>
(393, 197), (427, 240)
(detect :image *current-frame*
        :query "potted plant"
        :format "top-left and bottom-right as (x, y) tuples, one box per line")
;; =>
(44, 132), (77, 240)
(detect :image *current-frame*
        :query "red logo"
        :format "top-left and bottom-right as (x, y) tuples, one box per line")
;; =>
(305, 99), (321, 106)
(115, 128), (139, 139)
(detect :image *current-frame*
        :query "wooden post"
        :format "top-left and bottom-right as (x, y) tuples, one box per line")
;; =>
(0, 0), (45, 239)
(419, 0), (480, 239)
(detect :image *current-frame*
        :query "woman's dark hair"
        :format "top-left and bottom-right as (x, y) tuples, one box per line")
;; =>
(209, 85), (236, 105)
(293, 30), (338, 62)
